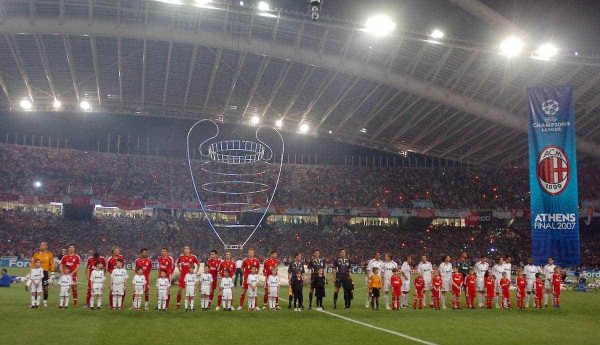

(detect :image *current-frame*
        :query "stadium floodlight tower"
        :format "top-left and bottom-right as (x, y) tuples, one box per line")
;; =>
(187, 119), (284, 251)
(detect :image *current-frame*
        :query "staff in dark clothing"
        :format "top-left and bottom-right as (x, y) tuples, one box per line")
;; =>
(313, 268), (326, 310)
(288, 253), (305, 309)
(308, 249), (325, 309)
(332, 249), (352, 309)
(291, 271), (304, 310)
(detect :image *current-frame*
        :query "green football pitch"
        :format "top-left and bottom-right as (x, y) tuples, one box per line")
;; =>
(1, 268), (599, 345)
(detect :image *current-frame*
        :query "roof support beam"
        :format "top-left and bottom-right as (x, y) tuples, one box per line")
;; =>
(316, 77), (361, 130)
(448, 0), (525, 36)
(4, 17), (599, 158)
(0, 69), (10, 102)
(301, 71), (337, 124)
(281, 66), (314, 119)
(141, 39), (147, 109)
(90, 35), (102, 107)
(62, 35), (80, 101)
(5, 35), (34, 101)
(161, 41), (173, 112)
(241, 56), (269, 119)
(182, 45), (198, 114)
(117, 37), (123, 110)
(261, 62), (292, 118)
(203, 48), (222, 114)
(34, 35), (57, 100)
(222, 51), (247, 115)
(335, 84), (381, 131)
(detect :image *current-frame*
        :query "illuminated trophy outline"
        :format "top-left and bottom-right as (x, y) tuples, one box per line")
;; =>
(186, 119), (284, 250)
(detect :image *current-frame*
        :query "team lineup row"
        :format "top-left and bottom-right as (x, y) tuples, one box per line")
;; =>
(27, 242), (564, 311)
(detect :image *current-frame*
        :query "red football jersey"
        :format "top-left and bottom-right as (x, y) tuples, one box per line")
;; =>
(242, 258), (261, 278)
(263, 258), (279, 276)
(207, 258), (222, 277)
(60, 254), (81, 274)
(432, 276), (442, 298)
(414, 276), (425, 293)
(177, 255), (200, 274)
(485, 276), (495, 297)
(157, 255), (175, 276)
(500, 277), (511, 297)
(86, 256), (106, 277)
(135, 257), (153, 277)
(106, 255), (125, 273)
(552, 273), (561, 287)
(535, 278), (544, 296)
(516, 276), (526, 294)
(219, 260), (236, 277)
(391, 275), (402, 290)
(465, 274), (477, 295)
(451, 272), (463, 293)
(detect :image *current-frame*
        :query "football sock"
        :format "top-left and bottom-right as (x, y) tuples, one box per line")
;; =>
(333, 292), (338, 307)
(72, 288), (78, 306)
(309, 292), (313, 308)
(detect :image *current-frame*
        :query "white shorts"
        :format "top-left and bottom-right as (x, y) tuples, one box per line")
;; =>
(60, 286), (70, 297)
(222, 288), (233, 300)
(526, 279), (535, 292)
(442, 278), (451, 291)
(401, 280), (410, 292)
(157, 290), (168, 300)
(247, 287), (257, 298)
(268, 287), (279, 298)
(494, 278), (502, 292)
(383, 278), (392, 292)
(185, 285), (196, 297)
(134, 287), (144, 296)
(423, 278), (432, 290)
(112, 283), (125, 295)
(30, 282), (43, 293)
(92, 283), (103, 295)
(476, 277), (485, 291)
(544, 279), (552, 289)
(200, 285), (211, 296)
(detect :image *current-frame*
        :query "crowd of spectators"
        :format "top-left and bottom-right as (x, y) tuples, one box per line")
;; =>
(2, 144), (598, 209)
(2, 208), (599, 268)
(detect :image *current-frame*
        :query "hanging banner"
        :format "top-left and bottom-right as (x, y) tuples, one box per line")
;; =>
(528, 85), (580, 266)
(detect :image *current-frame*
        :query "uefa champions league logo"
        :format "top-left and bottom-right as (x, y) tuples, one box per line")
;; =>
(541, 99), (559, 122)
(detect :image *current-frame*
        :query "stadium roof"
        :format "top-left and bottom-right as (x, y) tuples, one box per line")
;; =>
(1, 0), (600, 165)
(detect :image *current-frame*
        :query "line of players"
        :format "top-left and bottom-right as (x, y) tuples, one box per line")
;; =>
(365, 253), (563, 310)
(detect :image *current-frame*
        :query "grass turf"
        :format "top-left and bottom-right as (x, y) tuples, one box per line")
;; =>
(1, 268), (599, 345)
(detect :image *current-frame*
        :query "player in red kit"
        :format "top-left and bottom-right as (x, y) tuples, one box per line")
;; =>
(390, 269), (402, 310)
(239, 248), (261, 310)
(431, 271), (442, 310)
(134, 248), (153, 310)
(465, 268), (477, 309)
(206, 250), (221, 308)
(413, 273), (424, 310)
(499, 272), (511, 309)
(59, 244), (81, 306)
(552, 267), (562, 308)
(106, 246), (125, 308)
(534, 273), (544, 308)
(484, 271), (495, 309)
(451, 266), (463, 309)
(157, 247), (174, 307)
(85, 252), (106, 307)
(217, 251), (236, 310)
(516, 269), (527, 309)
(176, 246), (200, 309)
(262, 250), (279, 308)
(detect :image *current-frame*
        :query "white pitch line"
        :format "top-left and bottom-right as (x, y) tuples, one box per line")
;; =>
(258, 291), (437, 345)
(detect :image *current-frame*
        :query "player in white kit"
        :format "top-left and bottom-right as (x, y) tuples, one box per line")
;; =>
(184, 264), (198, 311)
(110, 259), (128, 310)
(132, 267), (147, 311)
(199, 265), (213, 311)
(543, 257), (556, 307)
(400, 256), (413, 308)
(523, 257), (540, 308)
(474, 255), (489, 307)
(417, 256), (433, 306)
(89, 263), (105, 309)
(382, 253), (398, 310)
(365, 252), (384, 308)
(59, 266), (73, 308)
(156, 270), (171, 311)
(438, 255), (453, 309)
(267, 267), (280, 311)
(28, 259), (44, 308)
(246, 266), (260, 311)
(491, 257), (505, 308)
(220, 269), (234, 311)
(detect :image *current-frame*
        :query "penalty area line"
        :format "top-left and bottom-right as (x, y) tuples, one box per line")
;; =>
(316, 309), (438, 345)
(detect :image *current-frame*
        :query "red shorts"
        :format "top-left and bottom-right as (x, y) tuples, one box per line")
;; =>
(553, 285), (561, 296)
(452, 288), (461, 295)
(392, 288), (401, 296)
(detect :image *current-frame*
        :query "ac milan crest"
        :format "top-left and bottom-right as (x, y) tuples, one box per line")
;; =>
(536, 145), (570, 195)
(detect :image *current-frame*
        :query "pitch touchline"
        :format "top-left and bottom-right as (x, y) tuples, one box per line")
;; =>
(257, 291), (437, 345)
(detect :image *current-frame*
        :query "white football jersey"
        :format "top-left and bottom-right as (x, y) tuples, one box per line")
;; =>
(199, 273), (213, 288)
(502, 263), (512, 276)
(267, 275), (279, 289)
(220, 277), (233, 290)
(382, 261), (398, 280)
(156, 277), (170, 291)
(29, 268), (44, 283)
(524, 264), (540, 280)
(401, 261), (412, 280)
(475, 261), (489, 278)
(184, 273), (197, 287)
(59, 274), (73, 287)
(543, 264), (556, 280)
(111, 268), (128, 285)
(417, 262), (433, 280)
(492, 264), (505, 280)
(132, 275), (147, 289)
(439, 262), (453, 280)
(247, 273), (259, 288)
(90, 270), (105, 284)
(367, 259), (384, 277)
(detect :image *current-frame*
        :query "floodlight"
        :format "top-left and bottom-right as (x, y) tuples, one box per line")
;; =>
(275, 119), (283, 128)
(360, 128), (367, 133)
(34, 181), (42, 188)
(533, 43), (558, 60)
(299, 123), (309, 134)
(250, 115), (261, 125)
(430, 29), (444, 39)
(19, 99), (32, 111)
(499, 36), (524, 58)
(257, 1), (270, 11)
(361, 15), (396, 37)
(80, 101), (91, 111)
(53, 99), (62, 110)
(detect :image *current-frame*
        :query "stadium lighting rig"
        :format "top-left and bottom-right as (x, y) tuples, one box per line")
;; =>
(430, 29), (445, 39)
(34, 181), (42, 188)
(532, 43), (558, 61)
(310, 0), (321, 21)
(275, 118), (283, 128)
(499, 35), (524, 58)
(19, 98), (33, 111)
(52, 99), (62, 110)
(299, 123), (310, 134)
(79, 100), (92, 112)
(360, 14), (396, 37)
(257, 1), (270, 11)
(250, 115), (261, 125)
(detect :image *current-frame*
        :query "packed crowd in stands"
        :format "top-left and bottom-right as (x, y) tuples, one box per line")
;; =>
(5, 143), (600, 209)
(2, 208), (599, 268)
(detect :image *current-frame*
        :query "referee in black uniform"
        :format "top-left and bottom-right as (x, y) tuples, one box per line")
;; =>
(288, 253), (305, 309)
(332, 249), (352, 309)
(308, 249), (325, 309)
